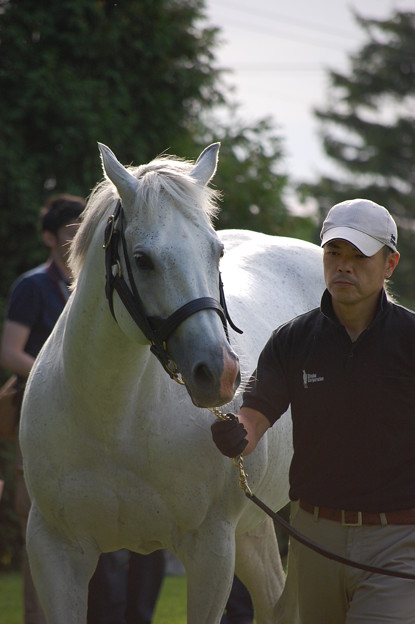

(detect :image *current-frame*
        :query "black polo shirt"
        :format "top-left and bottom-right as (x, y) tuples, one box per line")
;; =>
(6, 262), (69, 358)
(242, 289), (415, 512)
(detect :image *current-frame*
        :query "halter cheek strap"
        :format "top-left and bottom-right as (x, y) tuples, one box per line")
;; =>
(103, 200), (242, 381)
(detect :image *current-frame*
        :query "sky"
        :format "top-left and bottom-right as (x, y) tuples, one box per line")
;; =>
(204, 0), (413, 186)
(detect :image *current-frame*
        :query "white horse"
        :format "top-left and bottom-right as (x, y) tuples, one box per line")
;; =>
(20, 142), (324, 623)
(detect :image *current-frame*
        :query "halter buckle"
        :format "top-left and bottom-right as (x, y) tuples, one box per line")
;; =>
(165, 360), (186, 385)
(103, 214), (116, 249)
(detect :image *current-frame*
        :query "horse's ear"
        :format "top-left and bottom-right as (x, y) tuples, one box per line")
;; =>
(98, 143), (138, 205)
(191, 143), (220, 186)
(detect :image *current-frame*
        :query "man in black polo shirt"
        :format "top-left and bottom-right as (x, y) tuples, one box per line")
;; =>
(1, 195), (84, 376)
(211, 198), (415, 623)
(0, 194), (85, 624)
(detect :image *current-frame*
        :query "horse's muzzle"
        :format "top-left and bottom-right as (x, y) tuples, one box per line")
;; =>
(188, 347), (240, 408)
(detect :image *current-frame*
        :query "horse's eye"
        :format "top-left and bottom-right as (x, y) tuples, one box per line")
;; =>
(219, 246), (224, 259)
(134, 253), (154, 270)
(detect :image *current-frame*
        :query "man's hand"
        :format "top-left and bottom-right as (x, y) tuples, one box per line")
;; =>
(210, 413), (248, 458)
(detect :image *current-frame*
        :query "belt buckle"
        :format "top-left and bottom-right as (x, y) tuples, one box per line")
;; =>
(341, 510), (362, 526)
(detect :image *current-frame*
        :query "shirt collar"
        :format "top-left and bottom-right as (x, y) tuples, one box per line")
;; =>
(48, 261), (71, 287)
(320, 288), (390, 326)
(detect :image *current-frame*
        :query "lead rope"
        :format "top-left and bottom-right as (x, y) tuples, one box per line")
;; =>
(208, 407), (252, 496)
(208, 407), (415, 581)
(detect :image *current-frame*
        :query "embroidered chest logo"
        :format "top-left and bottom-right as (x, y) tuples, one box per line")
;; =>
(302, 370), (324, 389)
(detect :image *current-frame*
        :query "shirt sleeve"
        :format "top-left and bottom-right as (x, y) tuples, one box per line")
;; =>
(242, 328), (290, 425)
(6, 276), (42, 329)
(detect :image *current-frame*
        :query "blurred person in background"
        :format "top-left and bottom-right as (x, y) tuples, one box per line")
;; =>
(0, 194), (85, 624)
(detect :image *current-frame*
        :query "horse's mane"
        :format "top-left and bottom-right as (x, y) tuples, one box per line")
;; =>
(69, 155), (221, 279)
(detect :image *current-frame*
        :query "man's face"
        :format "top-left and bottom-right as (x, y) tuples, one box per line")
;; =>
(323, 239), (398, 307)
(51, 221), (80, 266)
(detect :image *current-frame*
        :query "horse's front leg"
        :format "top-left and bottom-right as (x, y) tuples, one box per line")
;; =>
(27, 503), (99, 624)
(178, 520), (235, 624)
(234, 517), (286, 624)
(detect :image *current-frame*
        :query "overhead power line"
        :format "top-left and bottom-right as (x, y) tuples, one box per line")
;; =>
(230, 63), (325, 72)
(218, 14), (350, 51)
(210, 0), (358, 42)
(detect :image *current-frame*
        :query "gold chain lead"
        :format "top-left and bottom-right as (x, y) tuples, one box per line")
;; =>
(208, 407), (253, 497)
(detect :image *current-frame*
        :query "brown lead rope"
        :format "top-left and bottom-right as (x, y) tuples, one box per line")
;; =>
(209, 407), (415, 581)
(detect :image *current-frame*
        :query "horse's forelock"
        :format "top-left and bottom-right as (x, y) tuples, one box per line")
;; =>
(134, 163), (220, 224)
(69, 155), (221, 279)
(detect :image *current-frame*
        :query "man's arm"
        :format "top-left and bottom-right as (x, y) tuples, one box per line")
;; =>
(0, 320), (35, 378)
(238, 406), (270, 455)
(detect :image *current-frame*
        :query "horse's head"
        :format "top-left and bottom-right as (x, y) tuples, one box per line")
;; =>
(92, 142), (241, 408)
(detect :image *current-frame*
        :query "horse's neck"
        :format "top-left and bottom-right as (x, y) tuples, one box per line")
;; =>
(62, 269), (156, 395)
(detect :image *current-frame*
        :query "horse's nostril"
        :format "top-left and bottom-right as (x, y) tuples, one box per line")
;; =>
(193, 362), (215, 390)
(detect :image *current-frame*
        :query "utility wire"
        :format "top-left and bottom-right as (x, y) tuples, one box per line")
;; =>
(209, 0), (358, 42)
(219, 15), (350, 51)
(230, 63), (325, 72)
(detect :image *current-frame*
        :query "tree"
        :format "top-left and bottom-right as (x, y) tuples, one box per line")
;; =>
(298, 10), (415, 305)
(197, 111), (317, 240)
(0, 0), (225, 300)
(201, 114), (289, 233)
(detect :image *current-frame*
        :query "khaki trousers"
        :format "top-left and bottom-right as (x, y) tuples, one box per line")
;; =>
(291, 506), (415, 623)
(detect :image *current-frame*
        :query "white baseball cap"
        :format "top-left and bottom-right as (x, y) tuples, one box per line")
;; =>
(320, 198), (398, 256)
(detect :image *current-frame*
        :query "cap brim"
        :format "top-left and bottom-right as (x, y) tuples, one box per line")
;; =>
(321, 227), (384, 257)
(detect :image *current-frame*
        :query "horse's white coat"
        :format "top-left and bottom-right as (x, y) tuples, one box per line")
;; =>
(20, 143), (325, 623)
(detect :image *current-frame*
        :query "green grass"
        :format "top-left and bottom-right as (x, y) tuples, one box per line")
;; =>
(154, 575), (187, 623)
(0, 571), (187, 624)
(0, 572), (23, 624)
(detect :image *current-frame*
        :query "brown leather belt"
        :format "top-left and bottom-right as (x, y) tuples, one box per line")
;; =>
(300, 500), (415, 526)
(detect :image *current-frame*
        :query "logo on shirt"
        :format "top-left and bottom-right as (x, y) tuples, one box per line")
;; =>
(302, 370), (324, 389)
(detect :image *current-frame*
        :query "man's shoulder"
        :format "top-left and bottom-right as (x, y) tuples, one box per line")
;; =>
(12, 263), (49, 288)
(9, 264), (51, 301)
(270, 306), (322, 347)
(20, 263), (48, 280)
(388, 300), (415, 325)
(275, 306), (321, 334)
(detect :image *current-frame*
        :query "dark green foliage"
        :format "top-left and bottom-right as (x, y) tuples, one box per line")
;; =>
(198, 113), (313, 240)
(200, 115), (290, 234)
(298, 10), (415, 306)
(0, 0), (224, 295)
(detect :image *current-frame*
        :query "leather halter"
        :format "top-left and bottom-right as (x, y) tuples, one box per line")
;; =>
(103, 200), (242, 381)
